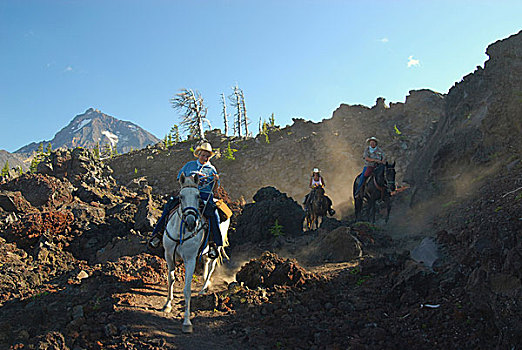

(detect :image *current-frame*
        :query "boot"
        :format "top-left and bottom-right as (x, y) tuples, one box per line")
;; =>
(148, 233), (162, 249)
(208, 242), (218, 259)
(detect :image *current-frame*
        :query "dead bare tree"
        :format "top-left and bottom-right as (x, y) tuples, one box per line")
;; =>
(221, 93), (229, 136)
(170, 89), (211, 140)
(239, 89), (249, 137)
(229, 85), (243, 138)
(229, 84), (250, 138)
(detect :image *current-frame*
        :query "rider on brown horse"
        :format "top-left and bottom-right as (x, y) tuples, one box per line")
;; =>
(354, 137), (386, 197)
(303, 168), (335, 216)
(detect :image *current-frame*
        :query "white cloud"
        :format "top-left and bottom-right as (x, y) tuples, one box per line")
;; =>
(64, 66), (73, 72)
(379, 37), (389, 43)
(407, 56), (420, 67)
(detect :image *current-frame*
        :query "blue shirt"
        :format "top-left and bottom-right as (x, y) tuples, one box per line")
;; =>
(177, 160), (219, 195)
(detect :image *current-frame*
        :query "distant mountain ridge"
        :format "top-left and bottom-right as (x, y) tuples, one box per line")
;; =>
(15, 108), (160, 155)
(0, 150), (28, 171)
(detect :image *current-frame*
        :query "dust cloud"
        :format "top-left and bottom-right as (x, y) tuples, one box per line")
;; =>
(315, 118), (363, 218)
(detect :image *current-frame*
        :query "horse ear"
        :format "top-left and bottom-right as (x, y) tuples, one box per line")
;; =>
(392, 161), (396, 167)
(193, 173), (199, 184)
(179, 173), (185, 184)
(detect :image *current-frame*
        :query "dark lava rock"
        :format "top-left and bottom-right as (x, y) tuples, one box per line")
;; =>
(6, 210), (74, 248)
(0, 190), (33, 213)
(133, 197), (161, 232)
(0, 173), (73, 209)
(236, 251), (319, 289)
(232, 186), (305, 246)
(304, 226), (363, 263)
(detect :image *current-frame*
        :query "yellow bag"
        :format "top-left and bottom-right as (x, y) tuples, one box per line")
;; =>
(215, 199), (233, 221)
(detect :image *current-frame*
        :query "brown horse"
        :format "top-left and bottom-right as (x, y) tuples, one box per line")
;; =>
(305, 186), (328, 230)
(353, 162), (396, 223)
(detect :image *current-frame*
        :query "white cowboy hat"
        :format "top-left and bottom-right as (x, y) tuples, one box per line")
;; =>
(366, 136), (379, 144)
(193, 142), (215, 158)
(312, 168), (320, 173)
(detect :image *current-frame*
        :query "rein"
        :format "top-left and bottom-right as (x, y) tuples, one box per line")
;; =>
(164, 175), (217, 246)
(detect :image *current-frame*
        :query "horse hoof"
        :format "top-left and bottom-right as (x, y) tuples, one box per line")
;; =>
(182, 324), (193, 334)
(162, 305), (172, 313)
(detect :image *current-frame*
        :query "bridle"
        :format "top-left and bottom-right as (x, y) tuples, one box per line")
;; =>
(165, 184), (205, 245)
(385, 166), (396, 191)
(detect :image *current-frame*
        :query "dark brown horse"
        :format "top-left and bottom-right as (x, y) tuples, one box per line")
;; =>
(353, 162), (396, 223)
(305, 186), (328, 230)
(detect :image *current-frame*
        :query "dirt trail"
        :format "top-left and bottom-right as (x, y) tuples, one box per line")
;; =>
(109, 282), (236, 349)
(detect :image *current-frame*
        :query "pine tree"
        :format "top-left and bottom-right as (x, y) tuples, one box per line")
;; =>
(101, 143), (113, 159)
(45, 142), (52, 154)
(37, 142), (44, 156)
(29, 157), (39, 173)
(269, 113), (276, 127)
(1, 161), (9, 177)
(93, 142), (100, 159)
(30, 143), (46, 173)
(170, 124), (180, 143)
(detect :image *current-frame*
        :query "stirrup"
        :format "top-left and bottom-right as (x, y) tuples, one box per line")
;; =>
(148, 236), (161, 249)
(328, 208), (336, 216)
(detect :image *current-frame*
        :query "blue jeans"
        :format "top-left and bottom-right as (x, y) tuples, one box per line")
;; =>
(355, 167), (368, 194)
(200, 193), (222, 246)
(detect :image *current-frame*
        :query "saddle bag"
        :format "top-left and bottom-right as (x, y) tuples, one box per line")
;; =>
(215, 199), (233, 221)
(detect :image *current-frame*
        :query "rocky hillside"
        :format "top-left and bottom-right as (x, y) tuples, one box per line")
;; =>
(405, 30), (522, 204)
(15, 108), (160, 155)
(107, 89), (444, 213)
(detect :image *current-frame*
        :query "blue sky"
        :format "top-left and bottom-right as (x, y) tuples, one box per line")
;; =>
(1, 0), (521, 152)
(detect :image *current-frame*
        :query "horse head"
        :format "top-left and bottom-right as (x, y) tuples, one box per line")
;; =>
(312, 186), (325, 197)
(178, 173), (201, 232)
(385, 161), (396, 191)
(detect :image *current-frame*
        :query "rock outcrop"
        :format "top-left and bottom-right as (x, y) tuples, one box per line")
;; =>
(231, 187), (305, 246)
(405, 30), (522, 203)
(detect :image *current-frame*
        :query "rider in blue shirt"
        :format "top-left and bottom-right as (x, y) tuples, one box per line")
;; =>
(149, 142), (222, 258)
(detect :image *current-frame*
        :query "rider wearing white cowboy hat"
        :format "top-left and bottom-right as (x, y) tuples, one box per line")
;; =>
(303, 168), (335, 216)
(355, 136), (386, 196)
(149, 142), (222, 258)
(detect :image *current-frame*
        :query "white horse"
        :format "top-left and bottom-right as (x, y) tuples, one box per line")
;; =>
(161, 173), (230, 334)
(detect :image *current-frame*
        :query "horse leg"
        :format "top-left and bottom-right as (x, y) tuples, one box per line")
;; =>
(162, 254), (176, 313)
(182, 258), (197, 334)
(370, 198), (377, 223)
(385, 197), (391, 223)
(200, 258), (217, 294)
